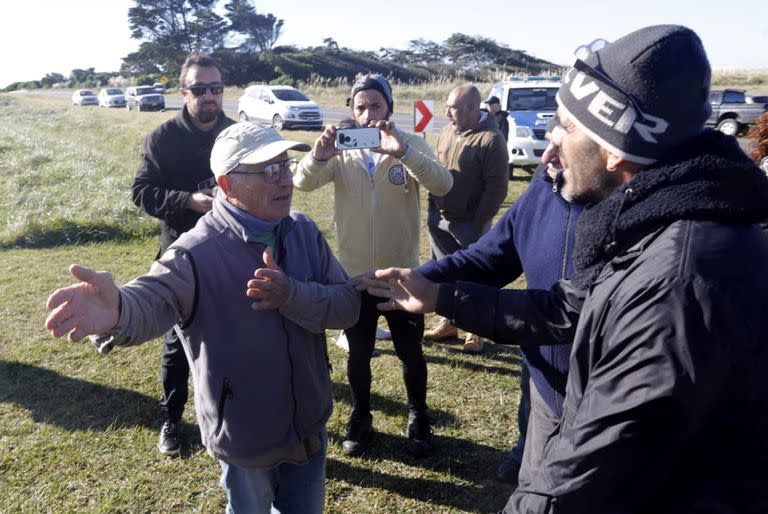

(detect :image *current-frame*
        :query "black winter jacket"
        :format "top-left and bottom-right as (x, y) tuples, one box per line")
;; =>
(438, 131), (768, 513)
(131, 106), (234, 253)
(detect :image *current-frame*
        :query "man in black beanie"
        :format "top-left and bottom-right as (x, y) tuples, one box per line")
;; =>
(363, 25), (768, 512)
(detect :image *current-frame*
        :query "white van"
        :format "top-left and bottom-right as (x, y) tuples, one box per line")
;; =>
(488, 76), (560, 173)
(237, 85), (323, 130)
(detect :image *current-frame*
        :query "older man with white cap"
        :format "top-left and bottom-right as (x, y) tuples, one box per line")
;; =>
(44, 122), (360, 514)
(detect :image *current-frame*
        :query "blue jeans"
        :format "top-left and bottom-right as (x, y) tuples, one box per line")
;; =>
(218, 429), (327, 514)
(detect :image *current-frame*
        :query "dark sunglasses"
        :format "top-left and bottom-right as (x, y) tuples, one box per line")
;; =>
(184, 83), (225, 96)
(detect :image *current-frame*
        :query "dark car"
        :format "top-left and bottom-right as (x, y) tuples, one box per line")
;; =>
(707, 89), (767, 136)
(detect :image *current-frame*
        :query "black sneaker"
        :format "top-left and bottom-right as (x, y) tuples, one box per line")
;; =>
(406, 411), (433, 457)
(157, 421), (181, 455)
(342, 412), (373, 456)
(496, 457), (521, 485)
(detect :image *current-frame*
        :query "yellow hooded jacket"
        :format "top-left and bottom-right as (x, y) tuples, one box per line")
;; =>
(294, 131), (452, 276)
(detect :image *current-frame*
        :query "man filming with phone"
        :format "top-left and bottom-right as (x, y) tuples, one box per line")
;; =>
(294, 73), (453, 458)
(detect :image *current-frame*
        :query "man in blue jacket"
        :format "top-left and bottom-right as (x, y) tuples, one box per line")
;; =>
(417, 119), (583, 487)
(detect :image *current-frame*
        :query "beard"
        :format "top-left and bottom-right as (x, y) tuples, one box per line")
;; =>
(191, 107), (219, 123)
(560, 138), (617, 204)
(189, 100), (222, 124)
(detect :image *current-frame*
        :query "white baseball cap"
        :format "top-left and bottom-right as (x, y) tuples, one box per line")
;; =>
(210, 122), (311, 178)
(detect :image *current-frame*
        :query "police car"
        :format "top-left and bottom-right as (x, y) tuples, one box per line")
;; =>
(488, 76), (560, 174)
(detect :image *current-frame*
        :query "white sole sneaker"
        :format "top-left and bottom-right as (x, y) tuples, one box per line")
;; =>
(335, 330), (381, 357)
(335, 331), (350, 351)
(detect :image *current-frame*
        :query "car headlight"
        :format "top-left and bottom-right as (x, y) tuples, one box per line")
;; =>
(514, 126), (533, 138)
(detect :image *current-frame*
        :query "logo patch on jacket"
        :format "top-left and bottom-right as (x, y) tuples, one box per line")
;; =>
(388, 164), (406, 185)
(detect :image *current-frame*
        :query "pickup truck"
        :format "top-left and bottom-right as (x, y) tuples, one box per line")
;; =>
(707, 89), (767, 136)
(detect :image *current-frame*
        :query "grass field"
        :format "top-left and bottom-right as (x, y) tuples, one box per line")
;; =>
(0, 93), (532, 513)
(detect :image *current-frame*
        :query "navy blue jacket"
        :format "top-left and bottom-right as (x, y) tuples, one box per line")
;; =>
(418, 170), (583, 417)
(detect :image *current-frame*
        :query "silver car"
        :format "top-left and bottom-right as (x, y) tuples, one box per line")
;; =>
(98, 87), (126, 108)
(125, 86), (165, 112)
(72, 89), (98, 106)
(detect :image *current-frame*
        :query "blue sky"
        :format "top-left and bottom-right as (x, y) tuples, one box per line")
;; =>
(2, 0), (765, 88)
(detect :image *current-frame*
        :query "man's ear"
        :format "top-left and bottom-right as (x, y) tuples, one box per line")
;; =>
(607, 151), (643, 183)
(217, 175), (232, 195)
(606, 151), (625, 172)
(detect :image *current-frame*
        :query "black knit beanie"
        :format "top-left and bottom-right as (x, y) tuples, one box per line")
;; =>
(557, 25), (712, 164)
(349, 74), (394, 115)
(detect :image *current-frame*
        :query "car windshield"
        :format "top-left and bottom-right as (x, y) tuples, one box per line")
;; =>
(80, 90), (95, 96)
(136, 87), (155, 95)
(272, 89), (310, 102)
(106, 88), (123, 95)
(506, 88), (558, 111)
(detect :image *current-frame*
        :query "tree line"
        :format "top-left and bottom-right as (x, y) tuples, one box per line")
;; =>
(3, 0), (560, 92)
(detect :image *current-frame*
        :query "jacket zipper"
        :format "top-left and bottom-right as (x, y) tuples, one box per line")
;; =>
(214, 377), (233, 437)
(369, 168), (376, 269)
(273, 225), (301, 441)
(282, 316), (302, 441)
(561, 205), (573, 279)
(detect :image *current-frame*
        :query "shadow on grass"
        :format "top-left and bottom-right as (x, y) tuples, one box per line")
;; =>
(0, 219), (155, 249)
(331, 380), (457, 426)
(0, 360), (159, 431)
(327, 432), (515, 512)
(374, 343), (524, 377)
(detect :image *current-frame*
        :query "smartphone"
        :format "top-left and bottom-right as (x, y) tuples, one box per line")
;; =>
(335, 127), (381, 150)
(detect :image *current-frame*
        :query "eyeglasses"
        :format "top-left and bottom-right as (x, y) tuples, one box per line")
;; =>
(572, 59), (646, 120)
(229, 158), (298, 184)
(184, 82), (225, 96)
(570, 38), (646, 119)
(573, 38), (609, 62)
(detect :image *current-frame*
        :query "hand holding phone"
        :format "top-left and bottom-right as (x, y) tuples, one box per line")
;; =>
(335, 127), (381, 150)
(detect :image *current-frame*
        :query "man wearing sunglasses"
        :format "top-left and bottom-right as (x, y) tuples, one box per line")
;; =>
(364, 25), (768, 513)
(131, 53), (234, 456)
(45, 122), (359, 513)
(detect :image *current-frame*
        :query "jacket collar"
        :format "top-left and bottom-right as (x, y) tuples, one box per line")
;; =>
(210, 195), (296, 251)
(571, 129), (768, 289)
(454, 112), (496, 136)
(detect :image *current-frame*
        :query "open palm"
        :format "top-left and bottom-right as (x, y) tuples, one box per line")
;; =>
(45, 264), (121, 342)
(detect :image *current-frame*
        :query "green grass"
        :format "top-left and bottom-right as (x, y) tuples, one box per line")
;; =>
(0, 92), (531, 513)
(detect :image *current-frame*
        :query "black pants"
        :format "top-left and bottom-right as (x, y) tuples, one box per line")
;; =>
(159, 328), (190, 423)
(346, 292), (427, 416)
(427, 199), (492, 260)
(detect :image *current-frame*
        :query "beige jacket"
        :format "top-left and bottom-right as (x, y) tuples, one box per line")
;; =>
(294, 130), (452, 276)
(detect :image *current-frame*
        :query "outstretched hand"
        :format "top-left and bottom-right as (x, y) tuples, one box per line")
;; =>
(44, 264), (121, 342)
(362, 267), (439, 314)
(247, 247), (290, 310)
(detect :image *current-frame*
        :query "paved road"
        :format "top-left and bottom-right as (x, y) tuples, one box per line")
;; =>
(19, 89), (754, 154)
(23, 88), (450, 133)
